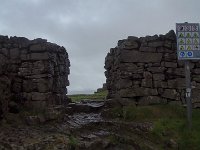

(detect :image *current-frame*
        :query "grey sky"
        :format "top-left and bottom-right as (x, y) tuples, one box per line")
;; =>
(0, 0), (199, 94)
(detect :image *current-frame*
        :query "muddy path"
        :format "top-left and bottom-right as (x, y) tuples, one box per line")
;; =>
(0, 100), (160, 150)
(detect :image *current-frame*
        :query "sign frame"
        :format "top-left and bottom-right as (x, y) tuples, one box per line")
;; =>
(176, 23), (200, 60)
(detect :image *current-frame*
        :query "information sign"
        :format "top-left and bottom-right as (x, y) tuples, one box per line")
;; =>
(176, 23), (200, 60)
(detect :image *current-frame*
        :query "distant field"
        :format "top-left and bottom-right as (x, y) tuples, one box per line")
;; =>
(68, 90), (108, 102)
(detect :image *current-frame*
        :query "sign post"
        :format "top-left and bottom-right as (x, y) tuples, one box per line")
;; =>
(176, 22), (200, 129)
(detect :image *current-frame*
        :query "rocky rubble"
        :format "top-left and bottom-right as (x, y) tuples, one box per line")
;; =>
(0, 35), (70, 118)
(105, 30), (200, 107)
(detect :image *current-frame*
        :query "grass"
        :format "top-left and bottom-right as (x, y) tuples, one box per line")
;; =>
(67, 135), (78, 150)
(68, 90), (108, 102)
(108, 104), (200, 150)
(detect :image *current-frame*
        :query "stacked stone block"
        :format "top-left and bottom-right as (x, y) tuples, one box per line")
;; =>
(105, 30), (200, 107)
(0, 35), (70, 117)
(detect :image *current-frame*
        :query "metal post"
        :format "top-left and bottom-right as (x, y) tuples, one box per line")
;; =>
(185, 60), (192, 129)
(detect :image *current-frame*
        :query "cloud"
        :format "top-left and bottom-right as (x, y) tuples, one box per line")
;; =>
(0, 0), (199, 93)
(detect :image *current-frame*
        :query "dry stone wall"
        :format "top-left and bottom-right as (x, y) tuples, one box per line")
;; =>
(105, 30), (200, 107)
(0, 35), (70, 118)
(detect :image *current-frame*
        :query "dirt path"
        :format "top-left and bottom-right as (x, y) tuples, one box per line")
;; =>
(0, 100), (159, 150)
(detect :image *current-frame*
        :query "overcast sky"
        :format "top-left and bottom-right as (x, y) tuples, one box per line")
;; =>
(0, 0), (199, 94)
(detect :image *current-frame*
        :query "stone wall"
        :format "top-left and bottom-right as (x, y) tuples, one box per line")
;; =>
(0, 35), (70, 118)
(105, 30), (200, 107)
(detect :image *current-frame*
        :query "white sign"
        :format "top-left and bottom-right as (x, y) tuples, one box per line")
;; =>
(176, 23), (200, 60)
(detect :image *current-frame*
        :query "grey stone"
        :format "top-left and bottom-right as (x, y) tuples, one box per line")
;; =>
(153, 74), (165, 81)
(141, 78), (153, 87)
(193, 69), (200, 74)
(165, 30), (176, 41)
(148, 41), (164, 47)
(30, 44), (46, 52)
(166, 68), (185, 76)
(192, 89), (200, 103)
(0, 48), (8, 56)
(153, 81), (167, 88)
(164, 53), (177, 61)
(120, 88), (158, 97)
(119, 63), (137, 72)
(157, 47), (174, 53)
(30, 52), (49, 60)
(117, 79), (132, 89)
(139, 47), (156, 52)
(120, 50), (162, 63)
(163, 40), (172, 49)
(117, 98), (136, 106)
(10, 48), (20, 59)
(121, 40), (139, 49)
(143, 71), (152, 79)
(193, 103), (200, 108)
(164, 62), (177, 68)
(137, 96), (163, 105)
(162, 89), (180, 100)
(31, 92), (47, 101)
(192, 75), (200, 82)
(167, 78), (185, 89)
(147, 67), (165, 73)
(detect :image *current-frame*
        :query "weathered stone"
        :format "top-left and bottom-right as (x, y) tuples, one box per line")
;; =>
(0, 36), (70, 118)
(167, 78), (185, 89)
(30, 44), (46, 52)
(30, 52), (49, 60)
(162, 89), (180, 100)
(143, 35), (159, 42)
(141, 78), (153, 87)
(193, 69), (200, 74)
(10, 48), (20, 59)
(157, 47), (174, 53)
(104, 30), (200, 106)
(164, 62), (177, 68)
(164, 53), (177, 61)
(120, 51), (162, 63)
(153, 74), (165, 81)
(120, 88), (158, 97)
(153, 81), (167, 88)
(117, 79), (132, 89)
(166, 68), (185, 77)
(139, 47), (156, 52)
(143, 71), (152, 79)
(165, 30), (176, 41)
(192, 75), (200, 82)
(148, 41), (164, 47)
(163, 40), (172, 49)
(117, 98), (136, 106)
(31, 92), (48, 101)
(147, 67), (165, 73)
(193, 103), (200, 108)
(192, 89), (200, 103)
(0, 48), (8, 56)
(121, 40), (139, 49)
(137, 96), (164, 105)
(119, 63), (137, 72)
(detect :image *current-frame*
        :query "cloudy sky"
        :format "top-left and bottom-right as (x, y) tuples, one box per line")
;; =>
(0, 0), (199, 94)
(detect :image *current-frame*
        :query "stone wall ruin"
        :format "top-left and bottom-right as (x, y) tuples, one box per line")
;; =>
(105, 30), (200, 107)
(0, 35), (70, 118)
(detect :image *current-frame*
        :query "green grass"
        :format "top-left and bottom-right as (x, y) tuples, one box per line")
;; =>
(67, 135), (78, 149)
(68, 90), (108, 102)
(108, 104), (200, 150)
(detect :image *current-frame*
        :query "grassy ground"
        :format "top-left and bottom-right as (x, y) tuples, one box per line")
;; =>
(68, 90), (107, 102)
(107, 104), (200, 150)
(69, 91), (200, 149)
